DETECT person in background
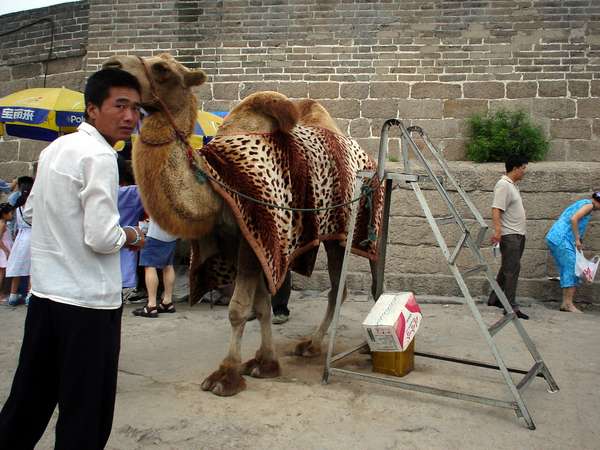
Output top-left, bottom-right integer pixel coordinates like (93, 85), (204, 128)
(5, 184), (33, 306)
(0, 179), (12, 195)
(271, 271), (291, 324)
(0, 203), (14, 302)
(487, 154), (530, 320)
(133, 218), (177, 318)
(7, 176), (33, 210)
(117, 155), (145, 302)
(545, 192), (600, 313)
(0, 68), (144, 450)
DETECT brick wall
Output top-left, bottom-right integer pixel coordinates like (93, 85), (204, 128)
(2, 1), (600, 302)
(0, 1), (89, 178)
(84, 0), (600, 162)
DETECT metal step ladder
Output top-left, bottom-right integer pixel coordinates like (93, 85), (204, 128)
(322, 118), (559, 430)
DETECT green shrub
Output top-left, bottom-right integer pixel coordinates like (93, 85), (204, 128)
(465, 109), (549, 163)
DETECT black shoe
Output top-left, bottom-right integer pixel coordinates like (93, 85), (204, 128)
(504, 309), (529, 320)
(515, 310), (529, 320)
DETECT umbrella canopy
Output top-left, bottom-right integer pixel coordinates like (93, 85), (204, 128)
(0, 87), (85, 141)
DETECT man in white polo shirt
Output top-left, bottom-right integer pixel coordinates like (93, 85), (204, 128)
(0, 69), (145, 449)
(487, 154), (529, 320)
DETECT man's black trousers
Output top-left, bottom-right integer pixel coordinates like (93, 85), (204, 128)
(0, 296), (122, 450)
(488, 234), (526, 308)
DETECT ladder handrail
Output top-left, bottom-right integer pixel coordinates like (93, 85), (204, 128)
(407, 125), (488, 230)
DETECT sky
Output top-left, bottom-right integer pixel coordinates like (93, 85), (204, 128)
(0, 0), (79, 16)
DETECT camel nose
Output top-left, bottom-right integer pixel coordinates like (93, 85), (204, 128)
(102, 57), (122, 70)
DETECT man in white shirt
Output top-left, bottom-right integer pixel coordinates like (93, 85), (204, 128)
(0, 68), (145, 449)
(487, 154), (530, 320)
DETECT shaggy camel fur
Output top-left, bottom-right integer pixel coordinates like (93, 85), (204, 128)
(103, 54), (377, 397)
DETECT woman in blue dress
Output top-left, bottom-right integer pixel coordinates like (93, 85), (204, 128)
(545, 192), (600, 313)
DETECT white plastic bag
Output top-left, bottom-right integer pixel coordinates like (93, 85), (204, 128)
(575, 250), (600, 283)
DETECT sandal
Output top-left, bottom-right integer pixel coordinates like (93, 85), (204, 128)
(157, 300), (176, 314)
(133, 305), (158, 318)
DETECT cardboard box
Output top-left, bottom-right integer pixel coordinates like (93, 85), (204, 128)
(362, 292), (422, 352)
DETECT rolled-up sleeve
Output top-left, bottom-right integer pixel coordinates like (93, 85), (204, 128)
(79, 152), (127, 254)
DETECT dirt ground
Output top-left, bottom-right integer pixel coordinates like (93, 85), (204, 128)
(1, 290), (599, 450)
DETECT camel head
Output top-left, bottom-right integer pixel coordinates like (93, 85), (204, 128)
(102, 53), (206, 115)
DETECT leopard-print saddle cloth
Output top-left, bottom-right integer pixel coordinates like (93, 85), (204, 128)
(194, 126), (384, 297)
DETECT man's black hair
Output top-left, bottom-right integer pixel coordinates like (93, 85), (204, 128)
(505, 154), (528, 173)
(0, 202), (14, 217)
(84, 68), (141, 119)
(17, 176), (34, 188)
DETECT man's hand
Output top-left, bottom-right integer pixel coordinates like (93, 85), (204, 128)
(491, 231), (501, 245)
(575, 238), (583, 252)
(124, 226), (145, 251)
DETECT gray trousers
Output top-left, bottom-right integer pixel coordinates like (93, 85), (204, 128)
(488, 234), (526, 308)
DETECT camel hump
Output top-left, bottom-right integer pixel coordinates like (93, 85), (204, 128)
(242, 91), (299, 133)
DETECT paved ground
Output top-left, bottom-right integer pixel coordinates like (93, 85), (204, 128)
(1, 291), (599, 449)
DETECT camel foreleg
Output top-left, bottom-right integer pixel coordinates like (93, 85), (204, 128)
(201, 240), (265, 396)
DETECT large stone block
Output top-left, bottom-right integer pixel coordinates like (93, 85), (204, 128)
(397, 99), (442, 119)
(463, 82), (504, 99)
(0, 141), (19, 163)
(506, 81), (537, 98)
(212, 83), (240, 100)
(318, 99), (360, 119)
(533, 98), (576, 119)
(591, 80), (600, 97)
(489, 98), (533, 114)
(349, 118), (371, 138)
(341, 83), (369, 99)
(568, 80), (589, 98)
(0, 79), (27, 98)
(369, 82), (409, 99)
(538, 80), (567, 97)
(577, 99), (600, 118)
(568, 140), (600, 162)
(550, 119), (591, 139)
(443, 99), (488, 118)
(308, 82), (339, 99)
(0, 161), (32, 181)
(11, 63), (43, 80)
(278, 82), (309, 98)
(410, 82), (461, 99)
(440, 138), (467, 160)
(360, 99), (398, 118)
(18, 140), (47, 163)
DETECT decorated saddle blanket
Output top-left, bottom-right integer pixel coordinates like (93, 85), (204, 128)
(194, 126), (384, 297)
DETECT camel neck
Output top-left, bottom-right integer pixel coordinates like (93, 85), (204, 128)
(140, 96), (198, 146)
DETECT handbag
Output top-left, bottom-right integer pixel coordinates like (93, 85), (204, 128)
(575, 249), (600, 283)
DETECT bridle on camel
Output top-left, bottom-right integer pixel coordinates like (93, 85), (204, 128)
(135, 56), (378, 240)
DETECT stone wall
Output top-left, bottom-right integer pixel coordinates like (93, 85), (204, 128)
(2, 1), (600, 302)
(0, 1), (89, 179)
(84, 0), (600, 162)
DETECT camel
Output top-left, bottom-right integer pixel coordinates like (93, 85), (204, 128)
(102, 54), (382, 396)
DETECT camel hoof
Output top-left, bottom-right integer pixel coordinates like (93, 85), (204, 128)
(241, 357), (281, 378)
(294, 339), (321, 357)
(200, 366), (246, 396)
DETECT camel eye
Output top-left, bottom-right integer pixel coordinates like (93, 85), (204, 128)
(151, 62), (171, 80)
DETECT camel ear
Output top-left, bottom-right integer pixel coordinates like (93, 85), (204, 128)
(184, 70), (207, 87)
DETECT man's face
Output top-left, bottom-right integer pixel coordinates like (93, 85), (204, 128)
(86, 86), (141, 146)
(513, 163), (528, 181)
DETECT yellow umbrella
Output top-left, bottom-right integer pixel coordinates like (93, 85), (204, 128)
(0, 87), (84, 141)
